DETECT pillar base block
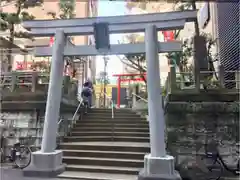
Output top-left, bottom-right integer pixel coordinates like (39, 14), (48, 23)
(138, 154), (181, 180)
(23, 150), (65, 178)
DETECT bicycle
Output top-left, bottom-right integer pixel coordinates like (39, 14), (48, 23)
(0, 136), (33, 169)
(197, 140), (240, 180)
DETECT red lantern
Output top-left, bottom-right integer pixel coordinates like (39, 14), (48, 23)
(16, 61), (23, 70)
(163, 31), (174, 42)
(49, 37), (54, 46)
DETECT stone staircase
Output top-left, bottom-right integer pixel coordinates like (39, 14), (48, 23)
(58, 108), (150, 180)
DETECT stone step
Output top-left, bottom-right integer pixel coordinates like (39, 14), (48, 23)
(86, 111), (133, 115)
(85, 113), (139, 117)
(71, 131), (149, 137)
(72, 127), (149, 133)
(78, 120), (148, 124)
(62, 149), (145, 160)
(63, 156), (144, 168)
(58, 171), (137, 180)
(84, 114), (140, 117)
(75, 123), (149, 128)
(64, 136), (149, 142)
(90, 108), (131, 112)
(83, 116), (144, 120)
(59, 142), (150, 153)
(65, 164), (140, 175)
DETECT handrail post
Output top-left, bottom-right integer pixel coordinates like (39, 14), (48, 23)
(194, 66), (200, 92)
(111, 101), (114, 119)
(169, 66), (176, 93)
(219, 65), (225, 89)
(11, 72), (17, 92)
(102, 91), (114, 119)
(236, 70), (240, 89)
(31, 72), (38, 92)
(110, 99), (114, 142)
(132, 85), (137, 107)
(56, 99), (83, 141)
(63, 75), (70, 95)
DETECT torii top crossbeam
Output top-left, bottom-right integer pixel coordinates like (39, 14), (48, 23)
(23, 10), (197, 37)
(22, 10), (197, 57)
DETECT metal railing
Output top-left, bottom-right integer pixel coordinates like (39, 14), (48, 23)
(168, 65), (240, 93)
(132, 92), (148, 103)
(57, 99), (83, 142)
(0, 71), (49, 92)
(0, 71), (76, 94)
(72, 99), (83, 122)
(101, 92), (114, 119)
(131, 92), (149, 113)
(98, 92), (115, 141)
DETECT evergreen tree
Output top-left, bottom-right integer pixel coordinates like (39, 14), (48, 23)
(122, 2), (193, 84)
(124, 1), (216, 83)
(59, 0), (75, 19)
(0, 0), (43, 71)
(47, 0), (76, 19)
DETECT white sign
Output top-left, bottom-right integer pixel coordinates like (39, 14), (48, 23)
(198, 3), (210, 29)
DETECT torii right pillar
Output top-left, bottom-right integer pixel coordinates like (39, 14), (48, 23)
(138, 25), (181, 180)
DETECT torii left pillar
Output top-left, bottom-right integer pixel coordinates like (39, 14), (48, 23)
(23, 30), (66, 177)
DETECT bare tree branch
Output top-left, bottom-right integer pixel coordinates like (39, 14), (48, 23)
(117, 55), (140, 71)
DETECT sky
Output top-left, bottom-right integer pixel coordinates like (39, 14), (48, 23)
(95, 1), (128, 82)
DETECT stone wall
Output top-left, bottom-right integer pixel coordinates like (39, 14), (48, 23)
(165, 102), (239, 178)
(0, 111), (78, 156)
(132, 96), (239, 178)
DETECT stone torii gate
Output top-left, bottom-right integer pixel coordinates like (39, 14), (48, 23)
(22, 10), (197, 180)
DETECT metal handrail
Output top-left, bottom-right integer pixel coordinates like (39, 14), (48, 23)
(102, 92), (114, 119)
(132, 93), (148, 102)
(72, 99), (83, 121)
(57, 99), (83, 137)
(100, 92), (115, 141)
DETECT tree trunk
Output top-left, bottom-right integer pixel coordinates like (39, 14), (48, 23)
(139, 71), (147, 85)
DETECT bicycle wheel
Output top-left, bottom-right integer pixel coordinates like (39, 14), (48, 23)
(198, 156), (223, 180)
(14, 146), (31, 169)
(0, 148), (4, 163)
(235, 160), (240, 175)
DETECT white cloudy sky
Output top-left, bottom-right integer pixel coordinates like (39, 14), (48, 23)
(96, 1), (128, 80)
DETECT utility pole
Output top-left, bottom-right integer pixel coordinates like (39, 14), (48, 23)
(103, 56), (109, 107)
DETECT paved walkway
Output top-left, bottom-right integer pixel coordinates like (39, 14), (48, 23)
(1, 166), (239, 180)
(0, 168), (70, 180)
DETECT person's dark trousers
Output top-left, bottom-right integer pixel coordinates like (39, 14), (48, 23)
(88, 95), (92, 107)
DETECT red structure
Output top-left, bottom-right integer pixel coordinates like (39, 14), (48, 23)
(162, 31), (175, 42)
(112, 73), (146, 108)
(49, 37), (54, 47)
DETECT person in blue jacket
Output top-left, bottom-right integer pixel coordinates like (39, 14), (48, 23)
(81, 79), (93, 107)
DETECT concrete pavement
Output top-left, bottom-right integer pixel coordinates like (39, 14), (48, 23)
(0, 168), (70, 180)
(1, 166), (239, 180)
